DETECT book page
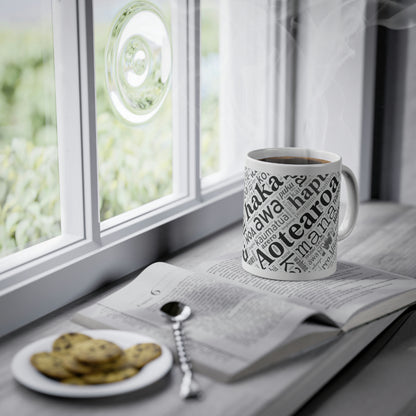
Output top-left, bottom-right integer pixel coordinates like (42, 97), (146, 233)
(73, 302), (249, 382)
(200, 255), (416, 327)
(96, 262), (319, 361)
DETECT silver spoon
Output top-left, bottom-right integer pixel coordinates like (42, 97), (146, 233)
(160, 301), (201, 399)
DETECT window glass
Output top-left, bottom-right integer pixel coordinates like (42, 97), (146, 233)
(200, 0), (272, 184)
(94, 0), (173, 221)
(200, 0), (220, 178)
(0, 1), (60, 257)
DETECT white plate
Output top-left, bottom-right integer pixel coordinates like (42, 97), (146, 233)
(11, 329), (173, 398)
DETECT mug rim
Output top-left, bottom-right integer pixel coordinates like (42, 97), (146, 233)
(247, 147), (341, 165)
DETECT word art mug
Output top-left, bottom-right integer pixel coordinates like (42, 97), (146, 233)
(242, 148), (359, 280)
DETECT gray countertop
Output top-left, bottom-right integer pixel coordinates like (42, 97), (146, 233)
(1, 201), (416, 416)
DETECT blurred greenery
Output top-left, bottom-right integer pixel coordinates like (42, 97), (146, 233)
(94, 24), (173, 221)
(0, 27), (60, 256)
(0, 5), (220, 257)
(200, 1), (220, 177)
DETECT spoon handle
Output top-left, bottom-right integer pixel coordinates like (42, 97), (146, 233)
(172, 321), (201, 399)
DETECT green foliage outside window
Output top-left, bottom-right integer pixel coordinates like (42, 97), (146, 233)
(0, 28), (60, 256)
(0, 11), (220, 256)
(94, 26), (173, 221)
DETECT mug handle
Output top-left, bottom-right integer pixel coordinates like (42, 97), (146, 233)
(338, 165), (359, 241)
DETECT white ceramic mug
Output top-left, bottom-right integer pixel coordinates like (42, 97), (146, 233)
(242, 147), (359, 280)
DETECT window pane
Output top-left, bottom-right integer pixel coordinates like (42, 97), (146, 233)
(200, 0), (220, 178)
(0, 1), (60, 257)
(200, 0), (271, 184)
(94, 0), (173, 221)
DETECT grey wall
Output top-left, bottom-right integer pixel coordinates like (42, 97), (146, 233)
(398, 25), (416, 204)
(373, 24), (416, 205)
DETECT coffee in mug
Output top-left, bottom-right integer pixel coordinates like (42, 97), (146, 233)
(260, 156), (330, 165)
(242, 147), (359, 280)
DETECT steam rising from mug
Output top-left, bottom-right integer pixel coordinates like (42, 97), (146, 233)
(217, 0), (416, 173)
(105, 1), (172, 125)
(370, 0), (416, 30)
(284, 0), (416, 30)
(280, 0), (416, 151)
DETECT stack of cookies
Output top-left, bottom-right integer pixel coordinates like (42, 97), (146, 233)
(30, 332), (162, 385)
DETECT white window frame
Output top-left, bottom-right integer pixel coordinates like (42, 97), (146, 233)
(0, 0), (350, 337)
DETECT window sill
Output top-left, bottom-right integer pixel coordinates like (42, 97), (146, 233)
(0, 186), (243, 337)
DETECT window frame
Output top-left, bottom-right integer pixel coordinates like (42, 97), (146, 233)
(0, 0), (306, 337)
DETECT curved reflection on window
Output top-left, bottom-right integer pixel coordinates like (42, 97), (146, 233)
(105, 1), (172, 124)
(94, 0), (173, 221)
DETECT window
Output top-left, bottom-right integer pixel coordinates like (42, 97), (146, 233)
(1, 0), (277, 337)
(200, 0), (286, 187)
(1, 0), (386, 336)
(200, 0), (220, 178)
(0, 1), (60, 258)
(94, 0), (174, 221)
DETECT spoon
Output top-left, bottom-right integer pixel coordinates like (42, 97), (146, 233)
(160, 301), (201, 399)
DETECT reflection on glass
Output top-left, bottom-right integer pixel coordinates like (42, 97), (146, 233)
(0, 1), (60, 257)
(94, 0), (173, 221)
(105, 1), (172, 124)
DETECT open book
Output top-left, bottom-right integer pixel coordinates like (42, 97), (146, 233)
(73, 256), (416, 382)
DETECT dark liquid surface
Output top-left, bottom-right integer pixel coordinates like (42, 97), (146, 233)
(260, 156), (330, 165)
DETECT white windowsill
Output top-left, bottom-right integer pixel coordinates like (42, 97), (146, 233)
(0, 186), (243, 337)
